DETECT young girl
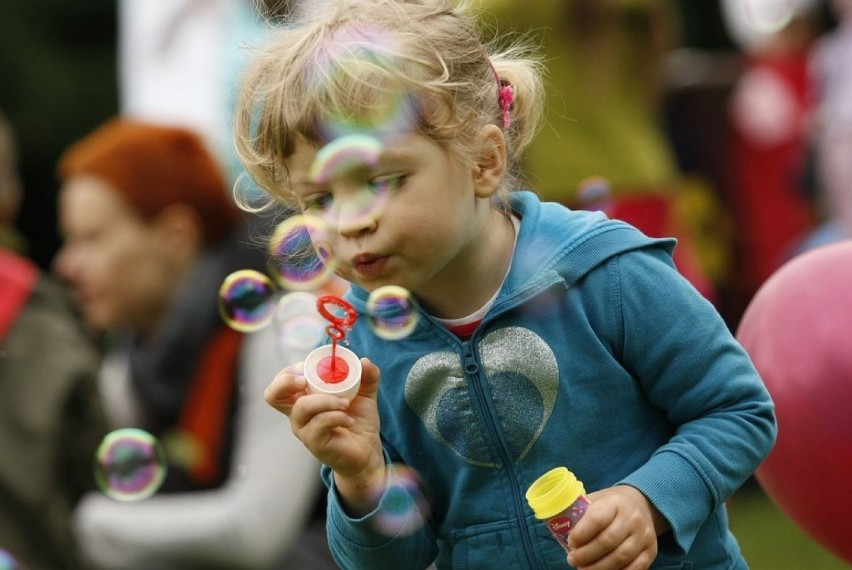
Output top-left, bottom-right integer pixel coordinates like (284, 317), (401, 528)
(235, 1), (776, 568)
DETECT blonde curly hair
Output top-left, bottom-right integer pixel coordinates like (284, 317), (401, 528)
(234, 0), (544, 210)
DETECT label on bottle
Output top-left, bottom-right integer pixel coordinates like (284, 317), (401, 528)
(545, 495), (590, 552)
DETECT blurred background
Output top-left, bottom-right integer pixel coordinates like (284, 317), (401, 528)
(0, 0), (117, 271)
(1, 0), (850, 568)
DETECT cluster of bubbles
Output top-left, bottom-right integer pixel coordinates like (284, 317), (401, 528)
(93, 428), (168, 502)
(219, 262), (422, 344)
(217, 28), (429, 535)
(217, 134), (422, 345)
(219, 24), (423, 340)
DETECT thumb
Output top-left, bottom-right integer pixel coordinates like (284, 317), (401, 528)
(358, 357), (381, 398)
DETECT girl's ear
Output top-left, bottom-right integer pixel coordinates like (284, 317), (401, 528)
(474, 124), (508, 198)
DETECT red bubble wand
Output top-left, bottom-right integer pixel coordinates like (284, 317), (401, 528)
(315, 295), (358, 384)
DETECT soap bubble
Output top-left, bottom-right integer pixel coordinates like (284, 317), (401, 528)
(268, 215), (338, 291)
(310, 133), (383, 185)
(368, 464), (431, 536)
(309, 134), (393, 232)
(367, 285), (419, 340)
(576, 176), (613, 214)
(218, 269), (277, 332)
(94, 428), (167, 502)
(274, 292), (327, 356)
(308, 26), (420, 141)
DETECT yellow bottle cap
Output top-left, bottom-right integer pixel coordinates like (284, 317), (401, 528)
(525, 466), (586, 520)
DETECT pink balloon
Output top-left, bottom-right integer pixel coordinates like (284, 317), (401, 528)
(737, 241), (852, 564)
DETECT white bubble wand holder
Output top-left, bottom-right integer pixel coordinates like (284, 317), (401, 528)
(304, 295), (362, 401)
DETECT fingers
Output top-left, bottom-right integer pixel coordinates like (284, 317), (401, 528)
(292, 399), (355, 443)
(567, 497), (616, 567)
(568, 528), (653, 570)
(357, 358), (381, 398)
(264, 363), (308, 415)
(567, 488), (658, 570)
(289, 394), (351, 432)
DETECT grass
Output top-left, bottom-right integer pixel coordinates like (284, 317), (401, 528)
(728, 482), (850, 569)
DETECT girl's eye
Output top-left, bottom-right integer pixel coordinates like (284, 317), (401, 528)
(369, 174), (405, 194)
(303, 194), (333, 211)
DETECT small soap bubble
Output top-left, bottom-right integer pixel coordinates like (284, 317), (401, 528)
(369, 464), (431, 537)
(94, 428), (167, 502)
(218, 269), (277, 332)
(367, 285), (419, 340)
(160, 429), (204, 473)
(274, 292), (327, 356)
(576, 176), (612, 214)
(268, 215), (338, 291)
(232, 171), (269, 211)
(0, 550), (21, 570)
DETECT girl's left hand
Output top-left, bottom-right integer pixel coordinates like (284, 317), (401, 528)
(566, 485), (669, 570)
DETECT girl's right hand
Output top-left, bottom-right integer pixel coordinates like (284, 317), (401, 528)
(264, 357), (385, 491)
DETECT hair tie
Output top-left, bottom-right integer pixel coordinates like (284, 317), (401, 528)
(487, 58), (514, 129)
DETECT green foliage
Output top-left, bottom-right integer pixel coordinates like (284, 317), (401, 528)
(729, 485), (851, 569)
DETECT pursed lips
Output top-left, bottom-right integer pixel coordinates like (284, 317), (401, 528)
(351, 253), (389, 278)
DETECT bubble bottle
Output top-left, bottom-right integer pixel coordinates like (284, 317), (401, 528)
(525, 467), (590, 554)
(304, 295), (362, 401)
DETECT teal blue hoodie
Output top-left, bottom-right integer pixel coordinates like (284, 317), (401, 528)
(322, 191), (776, 569)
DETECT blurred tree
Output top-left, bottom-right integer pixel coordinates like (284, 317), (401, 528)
(0, 0), (118, 270)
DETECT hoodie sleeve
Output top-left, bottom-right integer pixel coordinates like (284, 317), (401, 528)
(322, 452), (438, 570)
(613, 247), (777, 556)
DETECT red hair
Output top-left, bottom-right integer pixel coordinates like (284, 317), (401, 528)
(58, 119), (240, 244)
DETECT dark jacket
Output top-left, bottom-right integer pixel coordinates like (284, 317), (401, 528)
(0, 249), (108, 570)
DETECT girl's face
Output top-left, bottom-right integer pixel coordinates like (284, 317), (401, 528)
(286, 131), (503, 317)
(54, 176), (186, 334)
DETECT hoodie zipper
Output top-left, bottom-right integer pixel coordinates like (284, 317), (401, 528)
(461, 340), (541, 569)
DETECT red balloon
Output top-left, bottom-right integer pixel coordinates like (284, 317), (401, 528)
(737, 242), (852, 564)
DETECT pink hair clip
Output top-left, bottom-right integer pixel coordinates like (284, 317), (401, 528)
(498, 82), (515, 129)
(488, 58), (514, 129)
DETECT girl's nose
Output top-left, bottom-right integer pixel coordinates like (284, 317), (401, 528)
(331, 196), (379, 237)
(337, 210), (378, 237)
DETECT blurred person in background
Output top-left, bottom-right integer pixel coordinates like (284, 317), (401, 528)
(53, 119), (333, 569)
(721, 0), (824, 305)
(478, 0), (720, 303)
(0, 110), (108, 569)
(797, 0), (852, 250)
